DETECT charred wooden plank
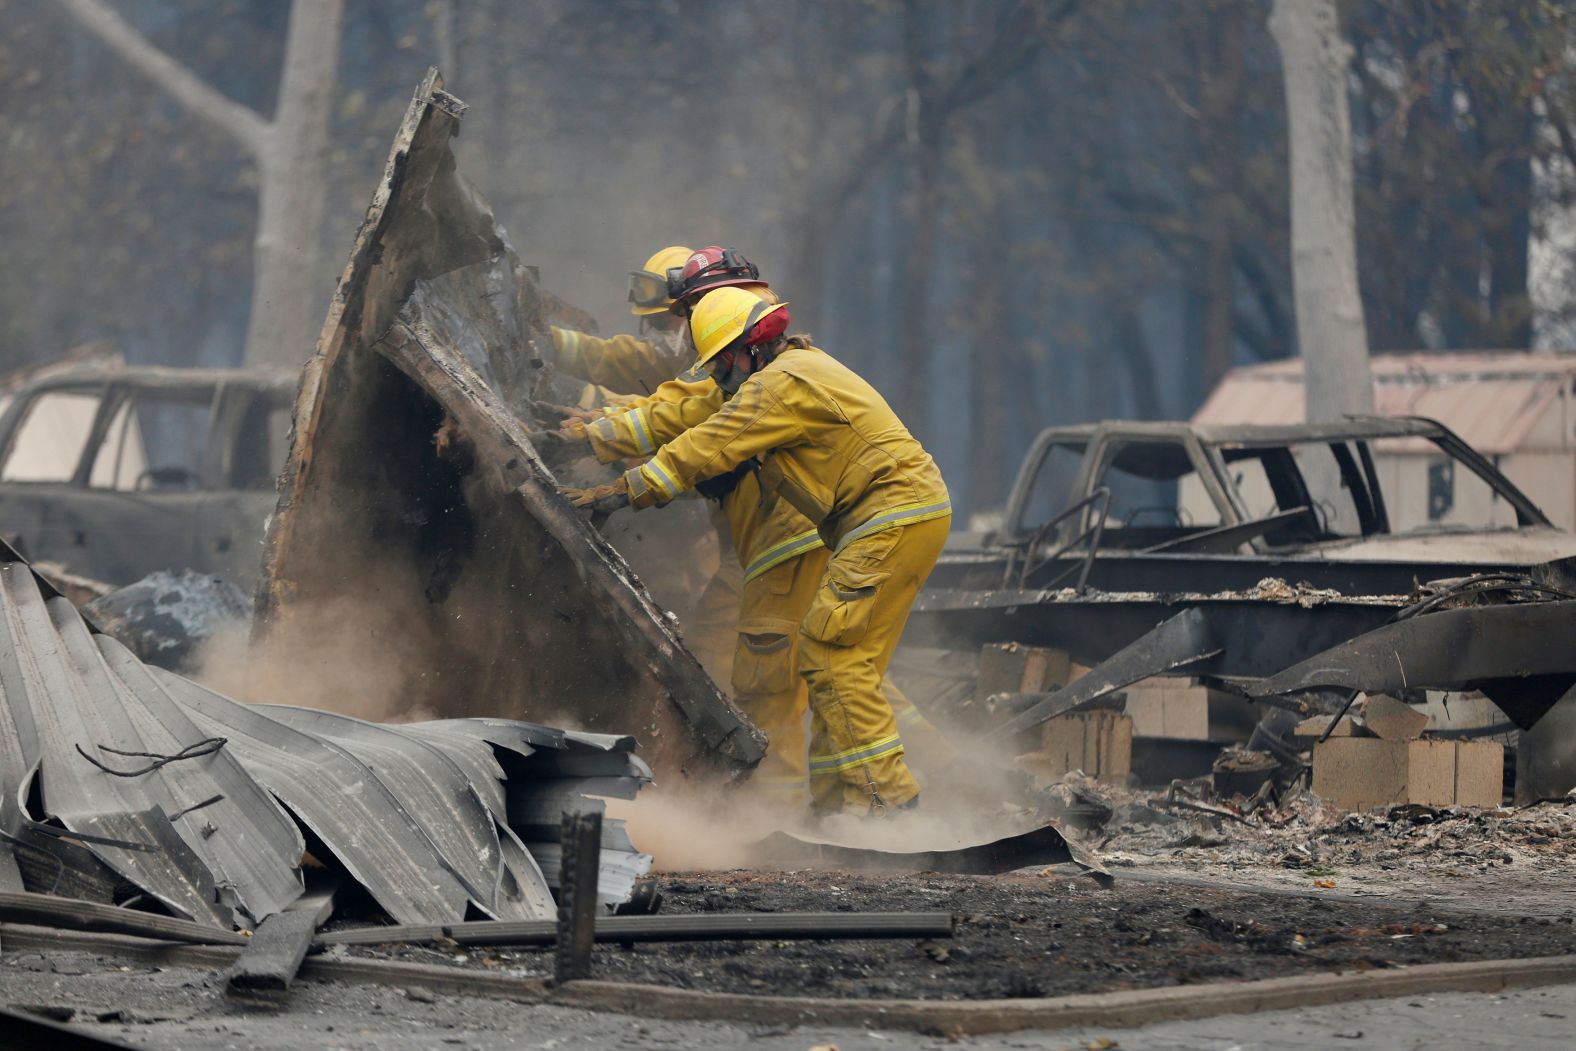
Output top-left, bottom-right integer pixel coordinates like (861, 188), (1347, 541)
(319, 911), (956, 948)
(225, 909), (320, 1004)
(0, 890), (248, 946)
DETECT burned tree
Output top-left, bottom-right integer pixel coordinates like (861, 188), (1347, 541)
(57, 0), (343, 369)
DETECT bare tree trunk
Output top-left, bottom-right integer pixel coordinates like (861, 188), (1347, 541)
(57, 0), (344, 369)
(896, 118), (941, 437)
(966, 183), (1010, 516)
(1201, 0), (1245, 396)
(1268, 0), (1373, 420)
(243, 0), (345, 368)
(896, 0), (942, 438)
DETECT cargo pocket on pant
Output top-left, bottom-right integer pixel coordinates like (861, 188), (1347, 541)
(801, 564), (889, 648)
(732, 618), (797, 699)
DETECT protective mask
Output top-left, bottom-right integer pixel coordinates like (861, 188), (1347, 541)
(643, 321), (690, 363)
(711, 351), (754, 396)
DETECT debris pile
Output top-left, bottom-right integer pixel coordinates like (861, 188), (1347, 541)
(1028, 767), (1576, 898)
(84, 569), (251, 673)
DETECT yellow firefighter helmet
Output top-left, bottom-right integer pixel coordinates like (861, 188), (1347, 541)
(688, 286), (790, 367)
(628, 245), (693, 316)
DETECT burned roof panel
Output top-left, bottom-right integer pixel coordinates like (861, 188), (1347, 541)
(148, 666), (475, 924)
(255, 704), (554, 920)
(0, 559), (300, 926)
(255, 70), (763, 783)
(0, 537), (650, 931)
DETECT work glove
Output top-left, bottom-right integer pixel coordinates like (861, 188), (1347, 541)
(559, 417), (590, 440)
(530, 427), (587, 459)
(562, 476), (629, 515)
(532, 400), (598, 425)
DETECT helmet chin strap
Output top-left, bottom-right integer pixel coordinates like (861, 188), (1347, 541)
(713, 347), (763, 396)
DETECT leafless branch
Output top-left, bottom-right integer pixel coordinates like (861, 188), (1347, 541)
(57, 0), (269, 156)
(814, 0), (1080, 223)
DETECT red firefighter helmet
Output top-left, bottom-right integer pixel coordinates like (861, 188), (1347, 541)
(666, 246), (767, 315)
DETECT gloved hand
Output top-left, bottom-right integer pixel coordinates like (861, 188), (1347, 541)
(559, 417), (590, 440)
(531, 401), (604, 426)
(531, 428), (587, 458)
(562, 476), (629, 514)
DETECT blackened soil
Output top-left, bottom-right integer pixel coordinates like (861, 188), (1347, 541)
(350, 869), (1576, 1000)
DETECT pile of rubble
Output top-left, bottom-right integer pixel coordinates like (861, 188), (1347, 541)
(1033, 766), (1576, 903)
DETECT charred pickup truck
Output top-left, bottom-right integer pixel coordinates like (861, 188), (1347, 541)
(908, 417), (1576, 731)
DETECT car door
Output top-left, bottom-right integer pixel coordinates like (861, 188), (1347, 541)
(0, 382), (112, 567)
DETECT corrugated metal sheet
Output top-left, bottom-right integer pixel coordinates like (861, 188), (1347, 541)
(1195, 352), (1576, 454)
(0, 541), (651, 930)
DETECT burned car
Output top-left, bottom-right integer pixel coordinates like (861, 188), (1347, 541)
(908, 417), (1576, 734)
(933, 417), (1575, 598)
(0, 366), (295, 589)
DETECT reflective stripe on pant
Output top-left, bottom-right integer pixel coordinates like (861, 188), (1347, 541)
(800, 515), (950, 814)
(732, 547), (829, 810)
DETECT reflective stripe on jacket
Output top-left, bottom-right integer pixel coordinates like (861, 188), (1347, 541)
(588, 375), (826, 581)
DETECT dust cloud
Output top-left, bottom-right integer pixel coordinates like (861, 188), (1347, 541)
(190, 556), (444, 723)
(612, 719), (1040, 872)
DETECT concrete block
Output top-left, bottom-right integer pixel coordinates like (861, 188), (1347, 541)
(1293, 715), (1357, 741)
(1039, 711), (1132, 783)
(1355, 694), (1428, 741)
(1454, 740), (1506, 808)
(1313, 739), (1407, 810)
(1405, 740), (1458, 803)
(976, 643), (1070, 702)
(1123, 678), (1209, 740)
(1312, 738), (1504, 810)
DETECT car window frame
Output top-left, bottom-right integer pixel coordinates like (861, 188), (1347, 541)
(0, 381), (117, 487)
(1080, 432), (1238, 536)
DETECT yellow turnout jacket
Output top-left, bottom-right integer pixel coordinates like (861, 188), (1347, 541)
(549, 327), (689, 396)
(587, 374), (822, 584)
(623, 344), (950, 552)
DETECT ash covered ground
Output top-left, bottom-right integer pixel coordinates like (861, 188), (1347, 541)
(338, 791), (1576, 1001)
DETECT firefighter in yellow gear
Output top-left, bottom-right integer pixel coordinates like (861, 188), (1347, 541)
(574, 271), (812, 807)
(546, 246), (695, 397)
(571, 287), (951, 815)
(538, 246), (740, 681)
(583, 381), (951, 809)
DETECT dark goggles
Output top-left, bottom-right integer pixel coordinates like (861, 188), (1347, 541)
(628, 270), (670, 309)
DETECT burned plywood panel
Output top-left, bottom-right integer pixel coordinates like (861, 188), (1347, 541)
(255, 70), (762, 783)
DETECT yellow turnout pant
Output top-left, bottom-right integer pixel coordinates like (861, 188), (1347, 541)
(730, 547), (829, 811)
(800, 516), (950, 814)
